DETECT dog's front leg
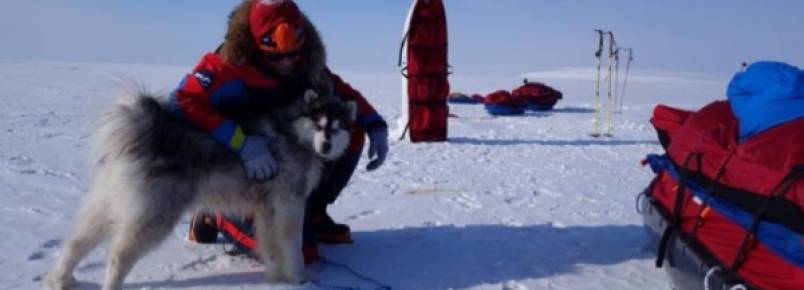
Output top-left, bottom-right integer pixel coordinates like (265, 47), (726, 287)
(254, 201), (283, 282)
(265, 192), (309, 283)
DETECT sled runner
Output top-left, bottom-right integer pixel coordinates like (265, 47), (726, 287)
(639, 189), (758, 290)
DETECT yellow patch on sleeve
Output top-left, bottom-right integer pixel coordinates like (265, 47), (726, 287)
(230, 127), (246, 150)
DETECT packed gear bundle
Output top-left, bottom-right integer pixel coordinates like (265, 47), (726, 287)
(481, 81), (563, 116)
(397, 0), (450, 142)
(639, 61), (804, 290)
(447, 92), (483, 104)
(512, 79), (563, 111)
(483, 90), (526, 115)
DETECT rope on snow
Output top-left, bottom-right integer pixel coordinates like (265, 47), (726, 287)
(310, 256), (392, 290)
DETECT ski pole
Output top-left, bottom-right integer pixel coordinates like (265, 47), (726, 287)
(592, 29), (604, 137)
(605, 31), (616, 136)
(613, 47), (621, 114)
(618, 48), (633, 113)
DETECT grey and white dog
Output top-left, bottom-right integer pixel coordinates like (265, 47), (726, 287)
(46, 89), (355, 290)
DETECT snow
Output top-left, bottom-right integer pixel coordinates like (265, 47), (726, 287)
(0, 59), (727, 289)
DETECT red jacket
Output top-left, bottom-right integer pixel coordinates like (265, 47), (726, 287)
(169, 53), (385, 153)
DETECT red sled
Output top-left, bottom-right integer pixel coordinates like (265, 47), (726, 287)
(483, 90), (526, 116)
(398, 0), (449, 142)
(641, 101), (804, 290)
(512, 80), (563, 111)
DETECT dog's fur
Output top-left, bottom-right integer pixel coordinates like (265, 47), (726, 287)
(46, 88), (355, 290)
(47, 1), (349, 289)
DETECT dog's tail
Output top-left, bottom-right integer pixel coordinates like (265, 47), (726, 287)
(93, 88), (232, 171)
(91, 89), (165, 165)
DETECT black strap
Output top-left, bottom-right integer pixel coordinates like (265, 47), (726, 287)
(407, 43), (448, 52)
(409, 99), (448, 106)
(667, 159), (804, 234)
(398, 121), (410, 141)
(406, 71), (449, 79)
(655, 227), (675, 268)
(399, 67), (451, 80)
(397, 29), (411, 68)
(691, 149), (736, 237)
(656, 152), (699, 268)
(729, 166), (803, 272)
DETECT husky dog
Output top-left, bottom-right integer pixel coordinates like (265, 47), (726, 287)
(46, 89), (355, 290)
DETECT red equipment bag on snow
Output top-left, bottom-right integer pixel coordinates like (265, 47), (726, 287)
(642, 101), (804, 290)
(483, 90), (526, 115)
(649, 104), (693, 148)
(400, 0), (449, 142)
(512, 80), (563, 111)
(483, 90), (525, 107)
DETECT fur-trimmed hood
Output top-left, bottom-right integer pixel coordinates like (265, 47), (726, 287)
(219, 0), (332, 95)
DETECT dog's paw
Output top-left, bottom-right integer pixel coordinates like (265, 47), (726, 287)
(264, 269), (310, 285)
(283, 270), (311, 285)
(45, 272), (77, 290)
(264, 269), (282, 283)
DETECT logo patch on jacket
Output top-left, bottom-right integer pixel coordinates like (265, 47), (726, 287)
(192, 70), (213, 89)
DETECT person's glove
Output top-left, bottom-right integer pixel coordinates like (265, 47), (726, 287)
(238, 135), (278, 180)
(366, 127), (389, 171)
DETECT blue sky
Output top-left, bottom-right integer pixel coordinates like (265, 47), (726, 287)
(1, 0), (802, 77)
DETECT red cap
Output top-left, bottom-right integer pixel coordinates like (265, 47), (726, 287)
(249, 0), (306, 54)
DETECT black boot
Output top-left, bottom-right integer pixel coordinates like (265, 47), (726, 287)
(306, 151), (361, 244)
(308, 208), (352, 244)
(302, 225), (320, 265)
(188, 212), (218, 243)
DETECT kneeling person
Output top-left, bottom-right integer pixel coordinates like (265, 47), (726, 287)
(185, 0), (389, 263)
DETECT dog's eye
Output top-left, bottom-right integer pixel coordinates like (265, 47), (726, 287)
(330, 120), (342, 130)
(315, 117), (327, 130)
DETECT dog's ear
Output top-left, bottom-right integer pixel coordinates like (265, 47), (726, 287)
(346, 100), (358, 122)
(303, 89), (319, 104)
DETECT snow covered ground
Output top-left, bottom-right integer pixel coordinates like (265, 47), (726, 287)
(0, 59), (727, 290)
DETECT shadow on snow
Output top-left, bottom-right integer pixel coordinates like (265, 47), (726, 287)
(119, 223), (651, 290)
(448, 136), (658, 146)
(550, 107), (595, 114)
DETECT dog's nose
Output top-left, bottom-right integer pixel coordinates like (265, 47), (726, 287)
(321, 141), (331, 154)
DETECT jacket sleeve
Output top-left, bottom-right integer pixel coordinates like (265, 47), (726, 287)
(328, 70), (387, 132)
(169, 53), (250, 153)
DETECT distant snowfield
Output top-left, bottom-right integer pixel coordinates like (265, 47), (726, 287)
(0, 59), (726, 290)
(523, 67), (726, 85)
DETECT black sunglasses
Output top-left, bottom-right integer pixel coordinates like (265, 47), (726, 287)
(263, 50), (301, 61)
